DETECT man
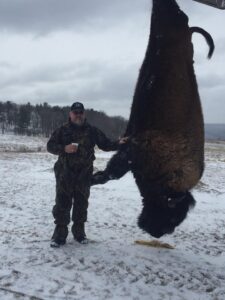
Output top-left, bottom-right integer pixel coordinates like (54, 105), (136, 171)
(47, 102), (126, 247)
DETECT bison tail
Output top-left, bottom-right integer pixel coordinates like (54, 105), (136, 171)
(190, 26), (215, 59)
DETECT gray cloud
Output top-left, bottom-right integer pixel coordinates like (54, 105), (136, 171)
(0, 0), (223, 36)
(0, 0), (224, 122)
(0, 60), (137, 88)
(0, 0), (150, 34)
(200, 85), (225, 123)
(214, 38), (225, 57)
(199, 73), (225, 89)
(75, 64), (137, 113)
(0, 61), (14, 69)
(0, 62), (103, 88)
(0, 60), (138, 117)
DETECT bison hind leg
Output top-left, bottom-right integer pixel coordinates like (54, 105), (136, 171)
(138, 191), (196, 238)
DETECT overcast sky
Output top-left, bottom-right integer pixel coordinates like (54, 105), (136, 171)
(0, 0), (224, 123)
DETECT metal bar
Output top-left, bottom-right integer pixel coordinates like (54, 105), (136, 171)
(193, 0), (225, 9)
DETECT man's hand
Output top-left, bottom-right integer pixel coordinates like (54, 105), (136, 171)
(64, 144), (78, 153)
(118, 136), (129, 145)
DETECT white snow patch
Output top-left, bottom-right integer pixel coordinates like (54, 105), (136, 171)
(0, 134), (225, 300)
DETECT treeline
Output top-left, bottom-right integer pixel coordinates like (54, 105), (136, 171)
(0, 101), (127, 140)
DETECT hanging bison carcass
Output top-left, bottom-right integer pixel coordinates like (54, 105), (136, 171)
(92, 0), (215, 238)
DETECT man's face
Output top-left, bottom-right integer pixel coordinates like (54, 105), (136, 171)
(69, 110), (85, 126)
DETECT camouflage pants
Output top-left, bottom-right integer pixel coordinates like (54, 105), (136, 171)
(52, 162), (93, 226)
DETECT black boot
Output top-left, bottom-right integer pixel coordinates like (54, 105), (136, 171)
(72, 222), (88, 244)
(50, 225), (68, 248)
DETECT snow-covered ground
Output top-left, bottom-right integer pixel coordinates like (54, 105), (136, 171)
(0, 134), (225, 300)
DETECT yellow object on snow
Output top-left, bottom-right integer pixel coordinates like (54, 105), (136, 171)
(135, 240), (175, 249)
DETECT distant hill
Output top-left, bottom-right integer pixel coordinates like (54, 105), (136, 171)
(205, 124), (225, 141)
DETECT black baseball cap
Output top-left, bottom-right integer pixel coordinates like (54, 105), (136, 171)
(70, 102), (85, 112)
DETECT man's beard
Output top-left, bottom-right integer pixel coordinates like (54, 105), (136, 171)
(73, 118), (84, 126)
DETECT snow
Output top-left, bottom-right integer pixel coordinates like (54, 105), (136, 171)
(0, 134), (225, 300)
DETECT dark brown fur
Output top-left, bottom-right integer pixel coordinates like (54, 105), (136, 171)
(92, 0), (215, 238)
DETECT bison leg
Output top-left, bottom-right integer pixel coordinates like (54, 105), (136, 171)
(91, 147), (131, 186)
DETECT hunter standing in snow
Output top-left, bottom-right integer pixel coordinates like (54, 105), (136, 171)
(47, 102), (126, 247)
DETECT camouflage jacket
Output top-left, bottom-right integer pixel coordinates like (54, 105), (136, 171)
(47, 120), (119, 171)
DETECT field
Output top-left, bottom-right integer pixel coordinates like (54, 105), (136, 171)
(0, 134), (225, 300)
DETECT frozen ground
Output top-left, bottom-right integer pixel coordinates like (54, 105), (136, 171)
(0, 134), (225, 300)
